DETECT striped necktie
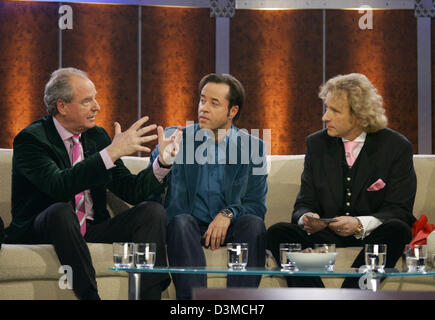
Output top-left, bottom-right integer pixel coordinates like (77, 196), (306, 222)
(71, 135), (86, 236)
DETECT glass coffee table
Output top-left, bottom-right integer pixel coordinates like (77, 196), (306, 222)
(109, 266), (435, 300)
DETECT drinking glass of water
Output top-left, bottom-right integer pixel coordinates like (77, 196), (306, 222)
(364, 244), (387, 272)
(314, 243), (337, 271)
(134, 243), (156, 269)
(314, 243), (336, 253)
(227, 243), (248, 270)
(280, 243), (301, 271)
(405, 244), (427, 272)
(113, 242), (134, 268)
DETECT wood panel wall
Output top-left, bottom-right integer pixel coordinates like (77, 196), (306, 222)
(0, 3), (429, 155)
(326, 10), (418, 153)
(231, 9), (323, 155)
(141, 6), (215, 151)
(433, 18), (435, 154)
(0, 1), (58, 148)
(62, 3), (139, 139)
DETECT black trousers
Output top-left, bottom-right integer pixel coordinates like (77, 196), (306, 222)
(29, 201), (170, 300)
(266, 219), (412, 288)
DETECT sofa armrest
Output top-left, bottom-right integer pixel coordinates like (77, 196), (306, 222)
(427, 230), (435, 266)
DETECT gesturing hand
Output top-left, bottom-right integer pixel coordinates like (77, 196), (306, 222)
(157, 126), (183, 166)
(106, 116), (158, 162)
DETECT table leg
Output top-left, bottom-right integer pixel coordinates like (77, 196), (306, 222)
(128, 272), (141, 300)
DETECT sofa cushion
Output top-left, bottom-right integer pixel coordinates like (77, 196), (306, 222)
(1, 149), (434, 296)
(0, 149), (12, 227)
(0, 243), (127, 281)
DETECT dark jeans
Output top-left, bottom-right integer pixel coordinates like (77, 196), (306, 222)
(167, 214), (266, 299)
(266, 219), (412, 288)
(29, 201), (170, 300)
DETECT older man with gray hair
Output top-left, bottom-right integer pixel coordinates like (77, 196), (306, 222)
(4, 67), (182, 300)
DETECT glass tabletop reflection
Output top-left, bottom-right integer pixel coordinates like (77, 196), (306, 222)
(109, 266), (435, 278)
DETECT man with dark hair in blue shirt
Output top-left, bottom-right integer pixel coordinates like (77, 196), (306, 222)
(149, 73), (268, 300)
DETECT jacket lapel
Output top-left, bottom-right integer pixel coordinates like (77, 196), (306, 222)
(81, 131), (97, 159)
(43, 116), (71, 169)
(323, 136), (344, 207)
(184, 125), (202, 209)
(351, 133), (378, 205)
(183, 125), (242, 206)
(223, 127), (241, 201)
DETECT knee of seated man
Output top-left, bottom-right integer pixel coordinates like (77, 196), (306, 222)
(382, 218), (413, 243)
(44, 203), (77, 227)
(266, 222), (298, 237)
(167, 214), (196, 232)
(237, 214), (266, 234)
(133, 201), (166, 222)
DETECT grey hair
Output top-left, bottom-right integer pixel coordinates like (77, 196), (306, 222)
(44, 67), (89, 116)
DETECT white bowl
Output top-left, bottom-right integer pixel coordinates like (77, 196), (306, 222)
(288, 252), (337, 270)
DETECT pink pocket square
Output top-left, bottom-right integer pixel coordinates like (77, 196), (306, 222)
(367, 179), (386, 191)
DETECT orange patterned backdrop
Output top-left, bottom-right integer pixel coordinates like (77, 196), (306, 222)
(231, 9), (323, 155)
(0, 2), (430, 155)
(433, 18), (435, 154)
(62, 3), (139, 139)
(0, 2), (58, 148)
(326, 10), (418, 153)
(141, 6), (215, 152)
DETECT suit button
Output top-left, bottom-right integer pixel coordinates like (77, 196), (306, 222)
(346, 202), (350, 206)
(346, 212), (350, 216)
(347, 193), (351, 197)
(347, 177), (351, 181)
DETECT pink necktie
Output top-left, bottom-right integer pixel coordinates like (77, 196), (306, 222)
(71, 135), (86, 236)
(343, 140), (360, 168)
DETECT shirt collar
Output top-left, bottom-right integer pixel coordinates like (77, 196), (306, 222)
(53, 116), (81, 142)
(341, 131), (366, 143)
(203, 126), (232, 144)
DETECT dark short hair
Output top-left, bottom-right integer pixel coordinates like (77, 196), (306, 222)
(198, 73), (245, 122)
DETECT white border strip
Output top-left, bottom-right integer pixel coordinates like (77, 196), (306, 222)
(321, 8), (326, 129)
(12, 0), (416, 9)
(137, 6), (142, 157)
(236, 0), (415, 9)
(12, 0), (210, 7)
(58, 3), (63, 68)
(417, 17), (432, 154)
(215, 17), (230, 74)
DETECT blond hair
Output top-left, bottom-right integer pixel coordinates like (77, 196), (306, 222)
(319, 73), (387, 133)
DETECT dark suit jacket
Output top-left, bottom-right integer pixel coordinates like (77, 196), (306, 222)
(292, 128), (417, 227)
(148, 124), (268, 223)
(5, 115), (166, 243)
